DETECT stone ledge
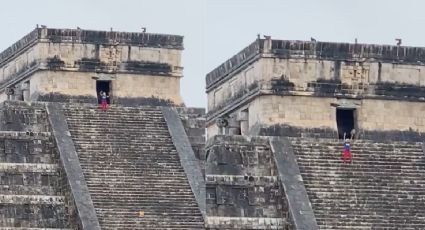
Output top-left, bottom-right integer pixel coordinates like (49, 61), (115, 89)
(0, 228), (73, 230)
(205, 216), (287, 229)
(0, 195), (64, 205)
(0, 131), (51, 140)
(0, 29), (38, 67)
(0, 100), (47, 109)
(206, 135), (269, 147)
(206, 175), (278, 186)
(0, 27), (183, 67)
(206, 40), (261, 90)
(0, 163), (58, 173)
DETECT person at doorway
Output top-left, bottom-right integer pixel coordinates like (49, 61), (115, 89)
(350, 128), (356, 140)
(342, 136), (352, 163)
(100, 91), (109, 112)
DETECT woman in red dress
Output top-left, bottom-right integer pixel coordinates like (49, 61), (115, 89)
(100, 91), (109, 112)
(342, 139), (352, 163)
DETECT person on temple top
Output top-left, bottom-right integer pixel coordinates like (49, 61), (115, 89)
(350, 128), (356, 140)
(342, 133), (352, 163)
(100, 91), (109, 112)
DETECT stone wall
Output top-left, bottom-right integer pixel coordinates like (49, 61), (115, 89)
(207, 55), (425, 114)
(29, 71), (183, 105)
(0, 101), (48, 132)
(206, 94), (425, 141)
(207, 60), (262, 110)
(205, 135), (289, 229)
(176, 107), (206, 173)
(206, 40), (262, 89)
(248, 95), (336, 131)
(0, 101), (74, 228)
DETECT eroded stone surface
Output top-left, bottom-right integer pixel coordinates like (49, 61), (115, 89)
(205, 135), (289, 229)
(0, 102), (72, 229)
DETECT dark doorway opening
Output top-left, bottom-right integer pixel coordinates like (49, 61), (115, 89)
(96, 81), (111, 104)
(336, 108), (355, 139)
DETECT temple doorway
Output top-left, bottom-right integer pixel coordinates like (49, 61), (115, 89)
(96, 80), (111, 104)
(336, 108), (356, 139)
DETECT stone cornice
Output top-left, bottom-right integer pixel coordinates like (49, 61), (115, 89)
(0, 27), (184, 68)
(206, 38), (425, 91)
(206, 82), (425, 125)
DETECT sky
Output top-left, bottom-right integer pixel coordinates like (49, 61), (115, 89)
(0, 0), (424, 107)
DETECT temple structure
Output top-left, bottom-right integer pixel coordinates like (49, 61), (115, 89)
(205, 37), (425, 229)
(206, 37), (425, 141)
(0, 26), (184, 105)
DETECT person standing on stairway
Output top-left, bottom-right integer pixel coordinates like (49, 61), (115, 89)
(100, 91), (109, 112)
(342, 133), (352, 163)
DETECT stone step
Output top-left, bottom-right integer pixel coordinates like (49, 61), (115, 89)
(64, 106), (163, 111)
(79, 158), (183, 163)
(98, 222), (204, 227)
(296, 148), (424, 155)
(290, 138), (425, 229)
(79, 157), (182, 162)
(81, 166), (186, 171)
(292, 143), (423, 148)
(299, 167), (425, 174)
(82, 172), (187, 177)
(85, 179), (191, 185)
(92, 206), (201, 212)
(67, 125), (169, 130)
(290, 138), (422, 145)
(67, 120), (166, 125)
(82, 168), (186, 172)
(96, 208), (203, 213)
(66, 117), (165, 122)
(73, 140), (174, 145)
(87, 188), (195, 194)
(294, 151), (425, 158)
(305, 183), (425, 190)
(65, 112), (164, 117)
(91, 197), (199, 203)
(66, 117), (165, 121)
(297, 160), (425, 168)
(293, 143), (424, 149)
(293, 149), (424, 156)
(64, 105), (204, 229)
